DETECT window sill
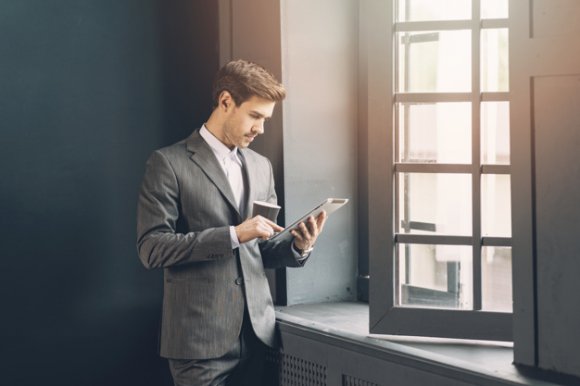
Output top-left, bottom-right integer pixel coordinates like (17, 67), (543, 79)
(275, 302), (561, 386)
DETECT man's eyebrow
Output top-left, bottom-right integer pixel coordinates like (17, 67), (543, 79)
(250, 110), (271, 119)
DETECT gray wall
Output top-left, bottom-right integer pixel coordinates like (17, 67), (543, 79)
(530, 3), (580, 377)
(218, 0), (288, 301)
(533, 76), (580, 378)
(510, 0), (580, 378)
(280, 0), (358, 304)
(0, 1), (218, 385)
(219, 0), (359, 305)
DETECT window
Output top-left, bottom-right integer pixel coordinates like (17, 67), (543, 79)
(364, 0), (512, 340)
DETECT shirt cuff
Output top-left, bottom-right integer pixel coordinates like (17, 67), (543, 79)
(229, 226), (240, 250)
(292, 242), (311, 261)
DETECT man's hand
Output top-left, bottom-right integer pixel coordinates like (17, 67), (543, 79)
(235, 215), (284, 244)
(291, 211), (327, 252)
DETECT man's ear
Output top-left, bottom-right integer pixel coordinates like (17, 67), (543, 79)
(218, 91), (233, 111)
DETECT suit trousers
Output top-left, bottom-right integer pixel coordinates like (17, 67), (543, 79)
(168, 308), (268, 386)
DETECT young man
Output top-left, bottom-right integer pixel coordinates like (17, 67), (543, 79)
(136, 59), (327, 385)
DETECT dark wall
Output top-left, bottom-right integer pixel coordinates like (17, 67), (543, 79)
(0, 1), (218, 385)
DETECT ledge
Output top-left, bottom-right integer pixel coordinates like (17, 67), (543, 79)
(275, 302), (565, 386)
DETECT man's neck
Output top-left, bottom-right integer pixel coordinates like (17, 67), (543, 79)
(204, 112), (233, 150)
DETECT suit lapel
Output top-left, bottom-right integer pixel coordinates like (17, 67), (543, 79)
(186, 130), (241, 218)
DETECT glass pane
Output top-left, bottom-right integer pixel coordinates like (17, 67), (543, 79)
(397, 0), (471, 22)
(482, 247), (512, 312)
(481, 28), (509, 92)
(481, 102), (510, 164)
(398, 173), (472, 235)
(481, 0), (508, 19)
(398, 30), (471, 92)
(396, 243), (473, 309)
(481, 174), (511, 237)
(398, 102), (471, 163)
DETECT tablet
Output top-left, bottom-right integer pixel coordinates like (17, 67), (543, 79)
(270, 198), (349, 240)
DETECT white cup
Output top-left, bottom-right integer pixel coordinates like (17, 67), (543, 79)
(252, 201), (281, 222)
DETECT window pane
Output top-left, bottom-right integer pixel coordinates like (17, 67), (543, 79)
(396, 243), (473, 309)
(481, 174), (511, 237)
(481, 28), (509, 92)
(482, 247), (512, 312)
(398, 31), (471, 92)
(481, 0), (508, 19)
(481, 101), (510, 164)
(397, 0), (471, 22)
(398, 102), (471, 163)
(398, 173), (472, 236)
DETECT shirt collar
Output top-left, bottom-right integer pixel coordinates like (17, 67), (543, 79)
(199, 125), (242, 166)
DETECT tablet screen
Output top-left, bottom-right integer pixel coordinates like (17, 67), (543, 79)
(270, 198), (348, 240)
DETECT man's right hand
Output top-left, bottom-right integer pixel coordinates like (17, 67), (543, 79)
(235, 215), (284, 244)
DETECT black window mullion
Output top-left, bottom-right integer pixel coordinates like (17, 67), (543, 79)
(472, 0), (483, 311)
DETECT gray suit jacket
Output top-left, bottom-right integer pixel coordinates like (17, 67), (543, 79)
(136, 129), (304, 360)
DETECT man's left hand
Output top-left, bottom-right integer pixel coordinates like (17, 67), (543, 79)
(290, 211), (327, 252)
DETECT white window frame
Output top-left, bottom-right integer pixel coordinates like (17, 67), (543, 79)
(363, 0), (512, 340)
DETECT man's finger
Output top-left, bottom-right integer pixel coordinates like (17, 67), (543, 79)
(316, 211), (327, 231)
(291, 229), (304, 241)
(297, 222), (312, 242)
(306, 216), (318, 235)
(264, 218), (284, 232)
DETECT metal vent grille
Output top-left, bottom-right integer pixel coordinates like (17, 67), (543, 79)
(280, 353), (326, 386)
(343, 374), (379, 386)
(265, 348), (327, 386)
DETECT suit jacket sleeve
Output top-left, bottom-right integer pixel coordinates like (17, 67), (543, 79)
(136, 150), (234, 269)
(259, 233), (307, 268)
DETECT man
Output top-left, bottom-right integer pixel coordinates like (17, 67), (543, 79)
(136, 59), (327, 385)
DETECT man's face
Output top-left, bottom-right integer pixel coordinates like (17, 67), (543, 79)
(221, 95), (276, 149)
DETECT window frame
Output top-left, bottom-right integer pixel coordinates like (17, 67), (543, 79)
(363, 0), (513, 341)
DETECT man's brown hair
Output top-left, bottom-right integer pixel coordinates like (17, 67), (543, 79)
(212, 59), (286, 107)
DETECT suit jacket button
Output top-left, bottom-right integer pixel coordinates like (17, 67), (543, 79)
(235, 277), (244, 286)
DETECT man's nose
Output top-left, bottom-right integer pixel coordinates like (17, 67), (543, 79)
(254, 120), (265, 134)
